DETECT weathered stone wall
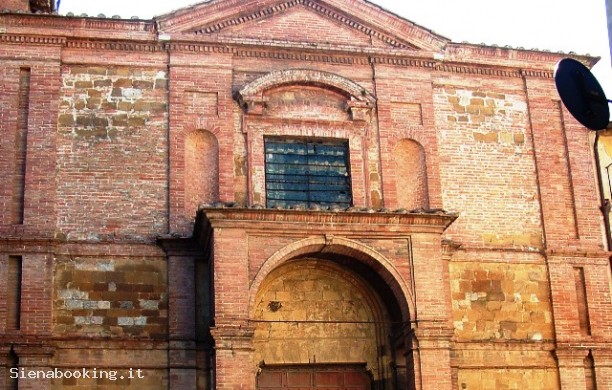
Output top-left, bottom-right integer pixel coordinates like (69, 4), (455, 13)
(54, 255), (167, 338)
(49, 367), (167, 389)
(450, 261), (553, 341)
(457, 368), (560, 390)
(264, 86), (351, 121)
(57, 65), (168, 241)
(252, 259), (391, 382)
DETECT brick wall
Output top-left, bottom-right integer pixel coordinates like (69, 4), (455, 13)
(434, 81), (542, 248)
(2, 0), (29, 12)
(0, 49), (62, 235)
(184, 131), (219, 220)
(57, 65), (168, 241)
(168, 55), (233, 233)
(394, 139), (429, 210)
(5, 256), (22, 331)
(0, 2), (611, 390)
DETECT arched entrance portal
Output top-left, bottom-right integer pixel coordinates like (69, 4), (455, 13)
(252, 257), (412, 389)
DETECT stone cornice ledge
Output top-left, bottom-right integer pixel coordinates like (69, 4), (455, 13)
(445, 42), (598, 68)
(545, 248), (611, 259)
(164, 34), (434, 58)
(0, 33), (66, 45)
(198, 206), (458, 232)
(0, 13), (155, 34)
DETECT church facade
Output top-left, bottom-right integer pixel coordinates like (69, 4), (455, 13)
(0, 0), (611, 389)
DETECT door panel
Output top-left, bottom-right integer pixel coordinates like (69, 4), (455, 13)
(257, 364), (371, 390)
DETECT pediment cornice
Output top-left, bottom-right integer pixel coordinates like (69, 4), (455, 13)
(189, 0), (414, 49)
(155, 0), (449, 52)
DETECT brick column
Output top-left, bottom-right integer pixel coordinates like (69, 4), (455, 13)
(404, 327), (420, 390)
(411, 232), (454, 390)
(168, 254), (197, 389)
(211, 227), (252, 388)
(161, 239), (201, 389)
(592, 350), (612, 390)
(547, 252), (612, 390)
(0, 346), (12, 390)
(210, 322), (256, 390)
(556, 349), (588, 390)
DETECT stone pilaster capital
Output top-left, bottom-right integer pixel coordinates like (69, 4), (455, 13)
(555, 348), (589, 367)
(211, 320), (256, 352)
(591, 349), (612, 363)
(0, 346), (12, 365)
(11, 344), (55, 366)
(412, 324), (454, 349)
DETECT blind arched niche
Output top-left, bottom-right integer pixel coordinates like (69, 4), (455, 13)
(394, 138), (429, 210)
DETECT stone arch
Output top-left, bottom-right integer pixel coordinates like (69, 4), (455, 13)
(252, 260), (390, 380)
(250, 237), (417, 388)
(238, 69), (376, 104)
(249, 236), (414, 323)
(394, 138), (429, 210)
(235, 69), (376, 120)
(184, 129), (219, 218)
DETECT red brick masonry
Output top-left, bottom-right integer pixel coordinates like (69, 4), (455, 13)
(0, 0), (610, 389)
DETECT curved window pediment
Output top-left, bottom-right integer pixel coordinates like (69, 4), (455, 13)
(264, 85), (351, 121)
(235, 69), (375, 121)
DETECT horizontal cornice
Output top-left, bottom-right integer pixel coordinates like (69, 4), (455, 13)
(0, 31), (577, 79)
(65, 39), (163, 52)
(0, 13), (155, 32)
(0, 33), (65, 45)
(199, 206), (458, 233)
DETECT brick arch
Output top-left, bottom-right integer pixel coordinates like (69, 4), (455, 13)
(249, 236), (414, 323)
(236, 69), (376, 105)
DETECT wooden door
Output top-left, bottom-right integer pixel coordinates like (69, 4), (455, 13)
(257, 364), (371, 389)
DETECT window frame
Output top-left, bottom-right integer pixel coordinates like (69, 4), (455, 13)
(264, 137), (353, 209)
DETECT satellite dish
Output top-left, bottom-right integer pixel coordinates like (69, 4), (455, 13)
(554, 58), (610, 131)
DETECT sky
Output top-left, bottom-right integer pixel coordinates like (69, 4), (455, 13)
(58, 0), (612, 95)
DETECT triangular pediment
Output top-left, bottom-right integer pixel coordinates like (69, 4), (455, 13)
(156, 0), (449, 52)
(198, 5), (396, 48)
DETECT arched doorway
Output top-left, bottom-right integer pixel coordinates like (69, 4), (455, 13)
(252, 256), (412, 390)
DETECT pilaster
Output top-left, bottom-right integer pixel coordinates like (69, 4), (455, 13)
(556, 348), (589, 390)
(210, 322), (256, 390)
